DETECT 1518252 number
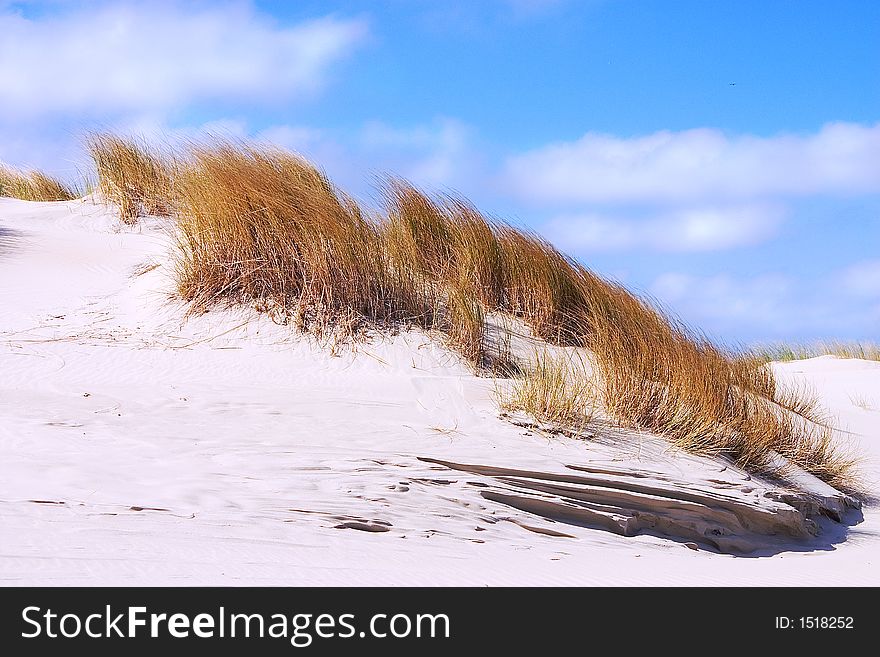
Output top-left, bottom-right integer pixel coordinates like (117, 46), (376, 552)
(776, 617), (854, 629)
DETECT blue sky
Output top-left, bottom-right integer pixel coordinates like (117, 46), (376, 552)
(1, 0), (878, 345)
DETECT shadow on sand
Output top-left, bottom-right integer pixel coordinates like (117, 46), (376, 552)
(0, 224), (24, 260)
(418, 454), (867, 557)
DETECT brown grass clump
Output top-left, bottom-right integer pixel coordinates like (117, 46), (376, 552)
(495, 228), (590, 343)
(579, 290), (859, 489)
(444, 283), (486, 364)
(173, 142), (433, 340)
(87, 134), (173, 223)
(0, 165), (76, 201)
(172, 151), (493, 362)
(380, 180), (503, 360)
(380, 180), (590, 357)
(83, 132), (859, 490)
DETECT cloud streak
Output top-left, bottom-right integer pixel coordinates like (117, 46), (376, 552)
(543, 204), (786, 252)
(257, 117), (481, 198)
(0, 2), (367, 119)
(504, 122), (880, 204)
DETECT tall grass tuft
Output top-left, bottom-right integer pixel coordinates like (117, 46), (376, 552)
(500, 350), (598, 432)
(579, 294), (858, 489)
(172, 142), (432, 339)
(0, 165), (77, 201)
(87, 134), (173, 223)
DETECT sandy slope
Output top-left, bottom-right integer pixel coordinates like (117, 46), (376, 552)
(1, 196), (877, 585)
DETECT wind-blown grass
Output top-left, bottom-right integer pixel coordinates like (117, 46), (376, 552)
(172, 143), (425, 337)
(500, 350), (598, 432)
(87, 134), (173, 223)
(87, 133), (860, 492)
(0, 165), (77, 201)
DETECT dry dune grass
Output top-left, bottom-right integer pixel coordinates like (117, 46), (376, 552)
(501, 350), (597, 432)
(173, 143), (428, 339)
(87, 134), (173, 223)
(586, 315), (858, 489)
(0, 165), (76, 201)
(87, 133), (860, 491)
(381, 180), (595, 356)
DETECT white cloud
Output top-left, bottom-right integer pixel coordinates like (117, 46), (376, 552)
(651, 272), (794, 324)
(358, 118), (474, 188)
(648, 269), (880, 341)
(273, 117), (479, 192)
(650, 272), (693, 302)
(544, 204), (785, 252)
(503, 122), (880, 204)
(841, 260), (880, 298)
(258, 125), (326, 154)
(647, 272), (803, 340)
(0, 2), (367, 119)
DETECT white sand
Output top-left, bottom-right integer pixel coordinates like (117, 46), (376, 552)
(1, 196), (877, 585)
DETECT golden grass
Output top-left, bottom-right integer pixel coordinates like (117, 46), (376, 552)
(85, 132), (861, 491)
(0, 165), (77, 201)
(444, 284), (486, 365)
(170, 141), (492, 370)
(500, 350), (597, 432)
(581, 296), (859, 489)
(86, 134), (173, 223)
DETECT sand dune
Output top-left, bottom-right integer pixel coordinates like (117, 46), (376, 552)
(0, 196), (877, 585)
